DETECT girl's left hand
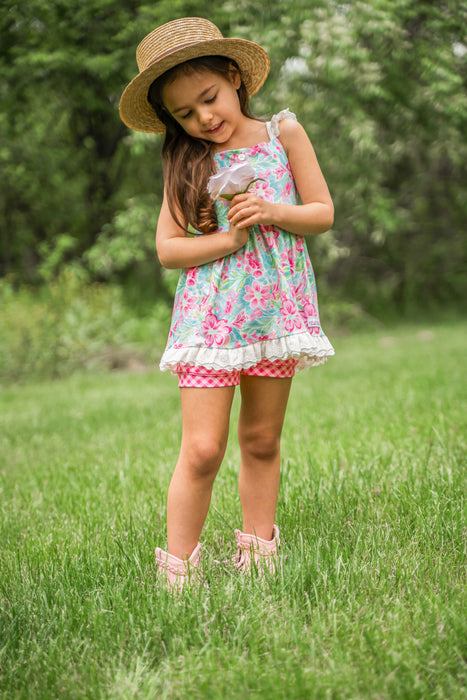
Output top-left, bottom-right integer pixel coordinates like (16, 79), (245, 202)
(227, 193), (275, 229)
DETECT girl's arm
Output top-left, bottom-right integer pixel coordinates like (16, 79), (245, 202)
(156, 190), (249, 269)
(227, 119), (334, 236)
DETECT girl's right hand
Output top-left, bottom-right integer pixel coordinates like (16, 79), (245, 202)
(156, 188), (251, 269)
(227, 220), (250, 251)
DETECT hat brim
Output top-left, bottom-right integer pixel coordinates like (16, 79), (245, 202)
(119, 38), (270, 134)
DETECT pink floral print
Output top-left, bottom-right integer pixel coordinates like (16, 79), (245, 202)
(280, 299), (303, 332)
(160, 112), (333, 372)
(201, 314), (232, 346)
(244, 281), (271, 309)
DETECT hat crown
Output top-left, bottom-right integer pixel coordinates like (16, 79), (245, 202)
(136, 17), (224, 73)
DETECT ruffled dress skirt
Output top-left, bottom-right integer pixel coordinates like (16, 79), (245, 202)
(159, 110), (334, 375)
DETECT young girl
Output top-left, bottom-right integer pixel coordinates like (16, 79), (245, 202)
(120, 17), (334, 588)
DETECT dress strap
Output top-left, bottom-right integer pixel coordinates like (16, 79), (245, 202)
(266, 108), (297, 140)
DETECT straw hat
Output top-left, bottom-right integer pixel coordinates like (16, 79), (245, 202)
(119, 17), (270, 134)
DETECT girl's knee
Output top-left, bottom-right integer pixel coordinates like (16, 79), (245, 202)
(181, 435), (227, 481)
(238, 425), (281, 462)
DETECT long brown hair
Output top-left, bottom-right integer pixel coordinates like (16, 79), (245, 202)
(148, 56), (254, 234)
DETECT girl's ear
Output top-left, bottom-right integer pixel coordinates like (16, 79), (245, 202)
(229, 65), (242, 90)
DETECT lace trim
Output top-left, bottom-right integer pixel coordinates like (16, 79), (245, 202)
(160, 332), (334, 374)
(266, 108), (297, 140)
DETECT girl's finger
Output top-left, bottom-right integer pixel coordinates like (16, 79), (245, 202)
(228, 205), (252, 221)
(229, 193), (250, 205)
(235, 219), (252, 230)
(230, 208), (255, 225)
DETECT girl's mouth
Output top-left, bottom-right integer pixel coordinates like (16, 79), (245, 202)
(207, 121), (224, 134)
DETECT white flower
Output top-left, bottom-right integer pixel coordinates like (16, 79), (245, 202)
(207, 162), (260, 201)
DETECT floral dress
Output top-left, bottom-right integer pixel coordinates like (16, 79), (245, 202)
(159, 109), (334, 374)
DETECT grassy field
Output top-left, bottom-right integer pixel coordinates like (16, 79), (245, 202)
(1, 321), (466, 699)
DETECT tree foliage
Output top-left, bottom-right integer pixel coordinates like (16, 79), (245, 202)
(1, 0), (466, 313)
(277, 0), (467, 311)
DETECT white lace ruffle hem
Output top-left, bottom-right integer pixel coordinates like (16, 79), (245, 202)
(159, 332), (335, 374)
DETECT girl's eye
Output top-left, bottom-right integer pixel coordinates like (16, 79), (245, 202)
(179, 93), (216, 119)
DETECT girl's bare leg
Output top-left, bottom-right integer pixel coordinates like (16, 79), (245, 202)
(237, 375), (292, 540)
(166, 385), (235, 560)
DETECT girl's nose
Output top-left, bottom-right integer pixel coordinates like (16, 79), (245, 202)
(198, 107), (213, 125)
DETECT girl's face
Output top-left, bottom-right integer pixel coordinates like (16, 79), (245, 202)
(161, 67), (244, 147)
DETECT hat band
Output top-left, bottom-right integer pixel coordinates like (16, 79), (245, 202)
(145, 40), (210, 70)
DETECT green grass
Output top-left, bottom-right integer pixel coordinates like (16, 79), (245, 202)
(1, 321), (466, 699)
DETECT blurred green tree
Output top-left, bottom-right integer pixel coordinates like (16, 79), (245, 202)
(1, 0), (466, 314)
(272, 0), (467, 311)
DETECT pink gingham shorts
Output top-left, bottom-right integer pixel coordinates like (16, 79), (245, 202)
(175, 358), (298, 388)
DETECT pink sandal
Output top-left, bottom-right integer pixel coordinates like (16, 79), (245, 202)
(233, 525), (280, 576)
(155, 542), (202, 590)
